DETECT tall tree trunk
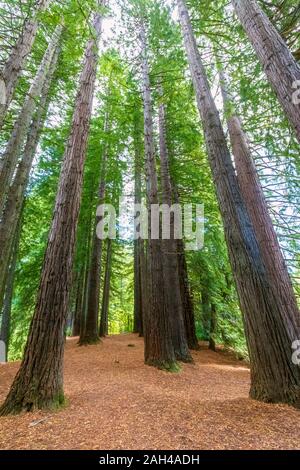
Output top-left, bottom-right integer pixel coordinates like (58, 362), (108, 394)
(219, 68), (300, 337)
(133, 112), (144, 336)
(72, 267), (85, 337)
(177, 0), (300, 406)
(201, 287), (211, 341)
(0, 213), (22, 362)
(232, 0), (300, 144)
(140, 21), (177, 370)
(79, 112), (110, 345)
(0, 9), (104, 416)
(79, 213), (94, 341)
(172, 183), (199, 350)
(100, 239), (112, 337)
(0, 0), (50, 129)
(0, 24), (63, 215)
(139, 239), (148, 338)
(158, 84), (192, 362)
(209, 303), (217, 352)
(0, 39), (60, 314)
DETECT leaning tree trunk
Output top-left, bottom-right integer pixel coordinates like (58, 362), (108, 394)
(141, 21), (177, 370)
(219, 68), (300, 337)
(0, 9), (104, 416)
(0, 24), (63, 215)
(171, 173), (199, 350)
(79, 112), (110, 345)
(0, 0), (50, 129)
(100, 239), (113, 337)
(178, 0), (300, 406)
(0, 214), (22, 362)
(0, 39), (60, 314)
(158, 84), (192, 362)
(232, 0), (300, 144)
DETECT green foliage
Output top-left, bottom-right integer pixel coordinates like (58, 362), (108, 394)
(2, 0), (299, 362)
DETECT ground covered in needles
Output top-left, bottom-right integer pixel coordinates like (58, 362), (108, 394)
(0, 334), (299, 450)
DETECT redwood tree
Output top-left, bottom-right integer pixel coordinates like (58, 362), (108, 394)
(0, 35), (61, 314)
(232, 0), (300, 144)
(158, 83), (192, 362)
(0, 24), (63, 215)
(140, 20), (177, 370)
(99, 239), (113, 337)
(0, 6), (104, 415)
(177, 0), (300, 406)
(0, 0), (50, 129)
(219, 67), (300, 337)
(79, 111), (110, 345)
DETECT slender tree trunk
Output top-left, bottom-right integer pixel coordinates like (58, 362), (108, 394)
(0, 9), (104, 416)
(0, 214), (22, 362)
(72, 268), (85, 337)
(0, 0), (50, 129)
(178, 0), (300, 406)
(133, 238), (143, 334)
(172, 184), (199, 350)
(141, 21), (177, 370)
(100, 239), (112, 337)
(219, 69), (300, 337)
(79, 112), (110, 345)
(201, 288), (211, 341)
(133, 113), (144, 336)
(158, 84), (191, 362)
(0, 24), (63, 215)
(209, 304), (217, 352)
(232, 0), (300, 143)
(79, 213), (94, 341)
(139, 239), (147, 338)
(0, 39), (60, 314)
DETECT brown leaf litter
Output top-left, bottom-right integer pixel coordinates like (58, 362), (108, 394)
(0, 334), (299, 450)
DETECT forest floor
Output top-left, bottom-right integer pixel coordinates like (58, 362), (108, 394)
(0, 334), (299, 450)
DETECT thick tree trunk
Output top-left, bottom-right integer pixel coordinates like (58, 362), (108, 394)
(178, 0), (300, 406)
(219, 69), (300, 337)
(0, 0), (50, 129)
(0, 10), (103, 416)
(0, 215), (21, 362)
(99, 239), (112, 337)
(0, 40), (60, 314)
(79, 112), (110, 345)
(141, 22), (177, 370)
(0, 24), (63, 215)
(158, 84), (192, 362)
(232, 0), (300, 143)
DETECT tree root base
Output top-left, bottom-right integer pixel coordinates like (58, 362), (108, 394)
(78, 336), (101, 346)
(250, 384), (300, 409)
(0, 392), (66, 417)
(145, 359), (181, 373)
